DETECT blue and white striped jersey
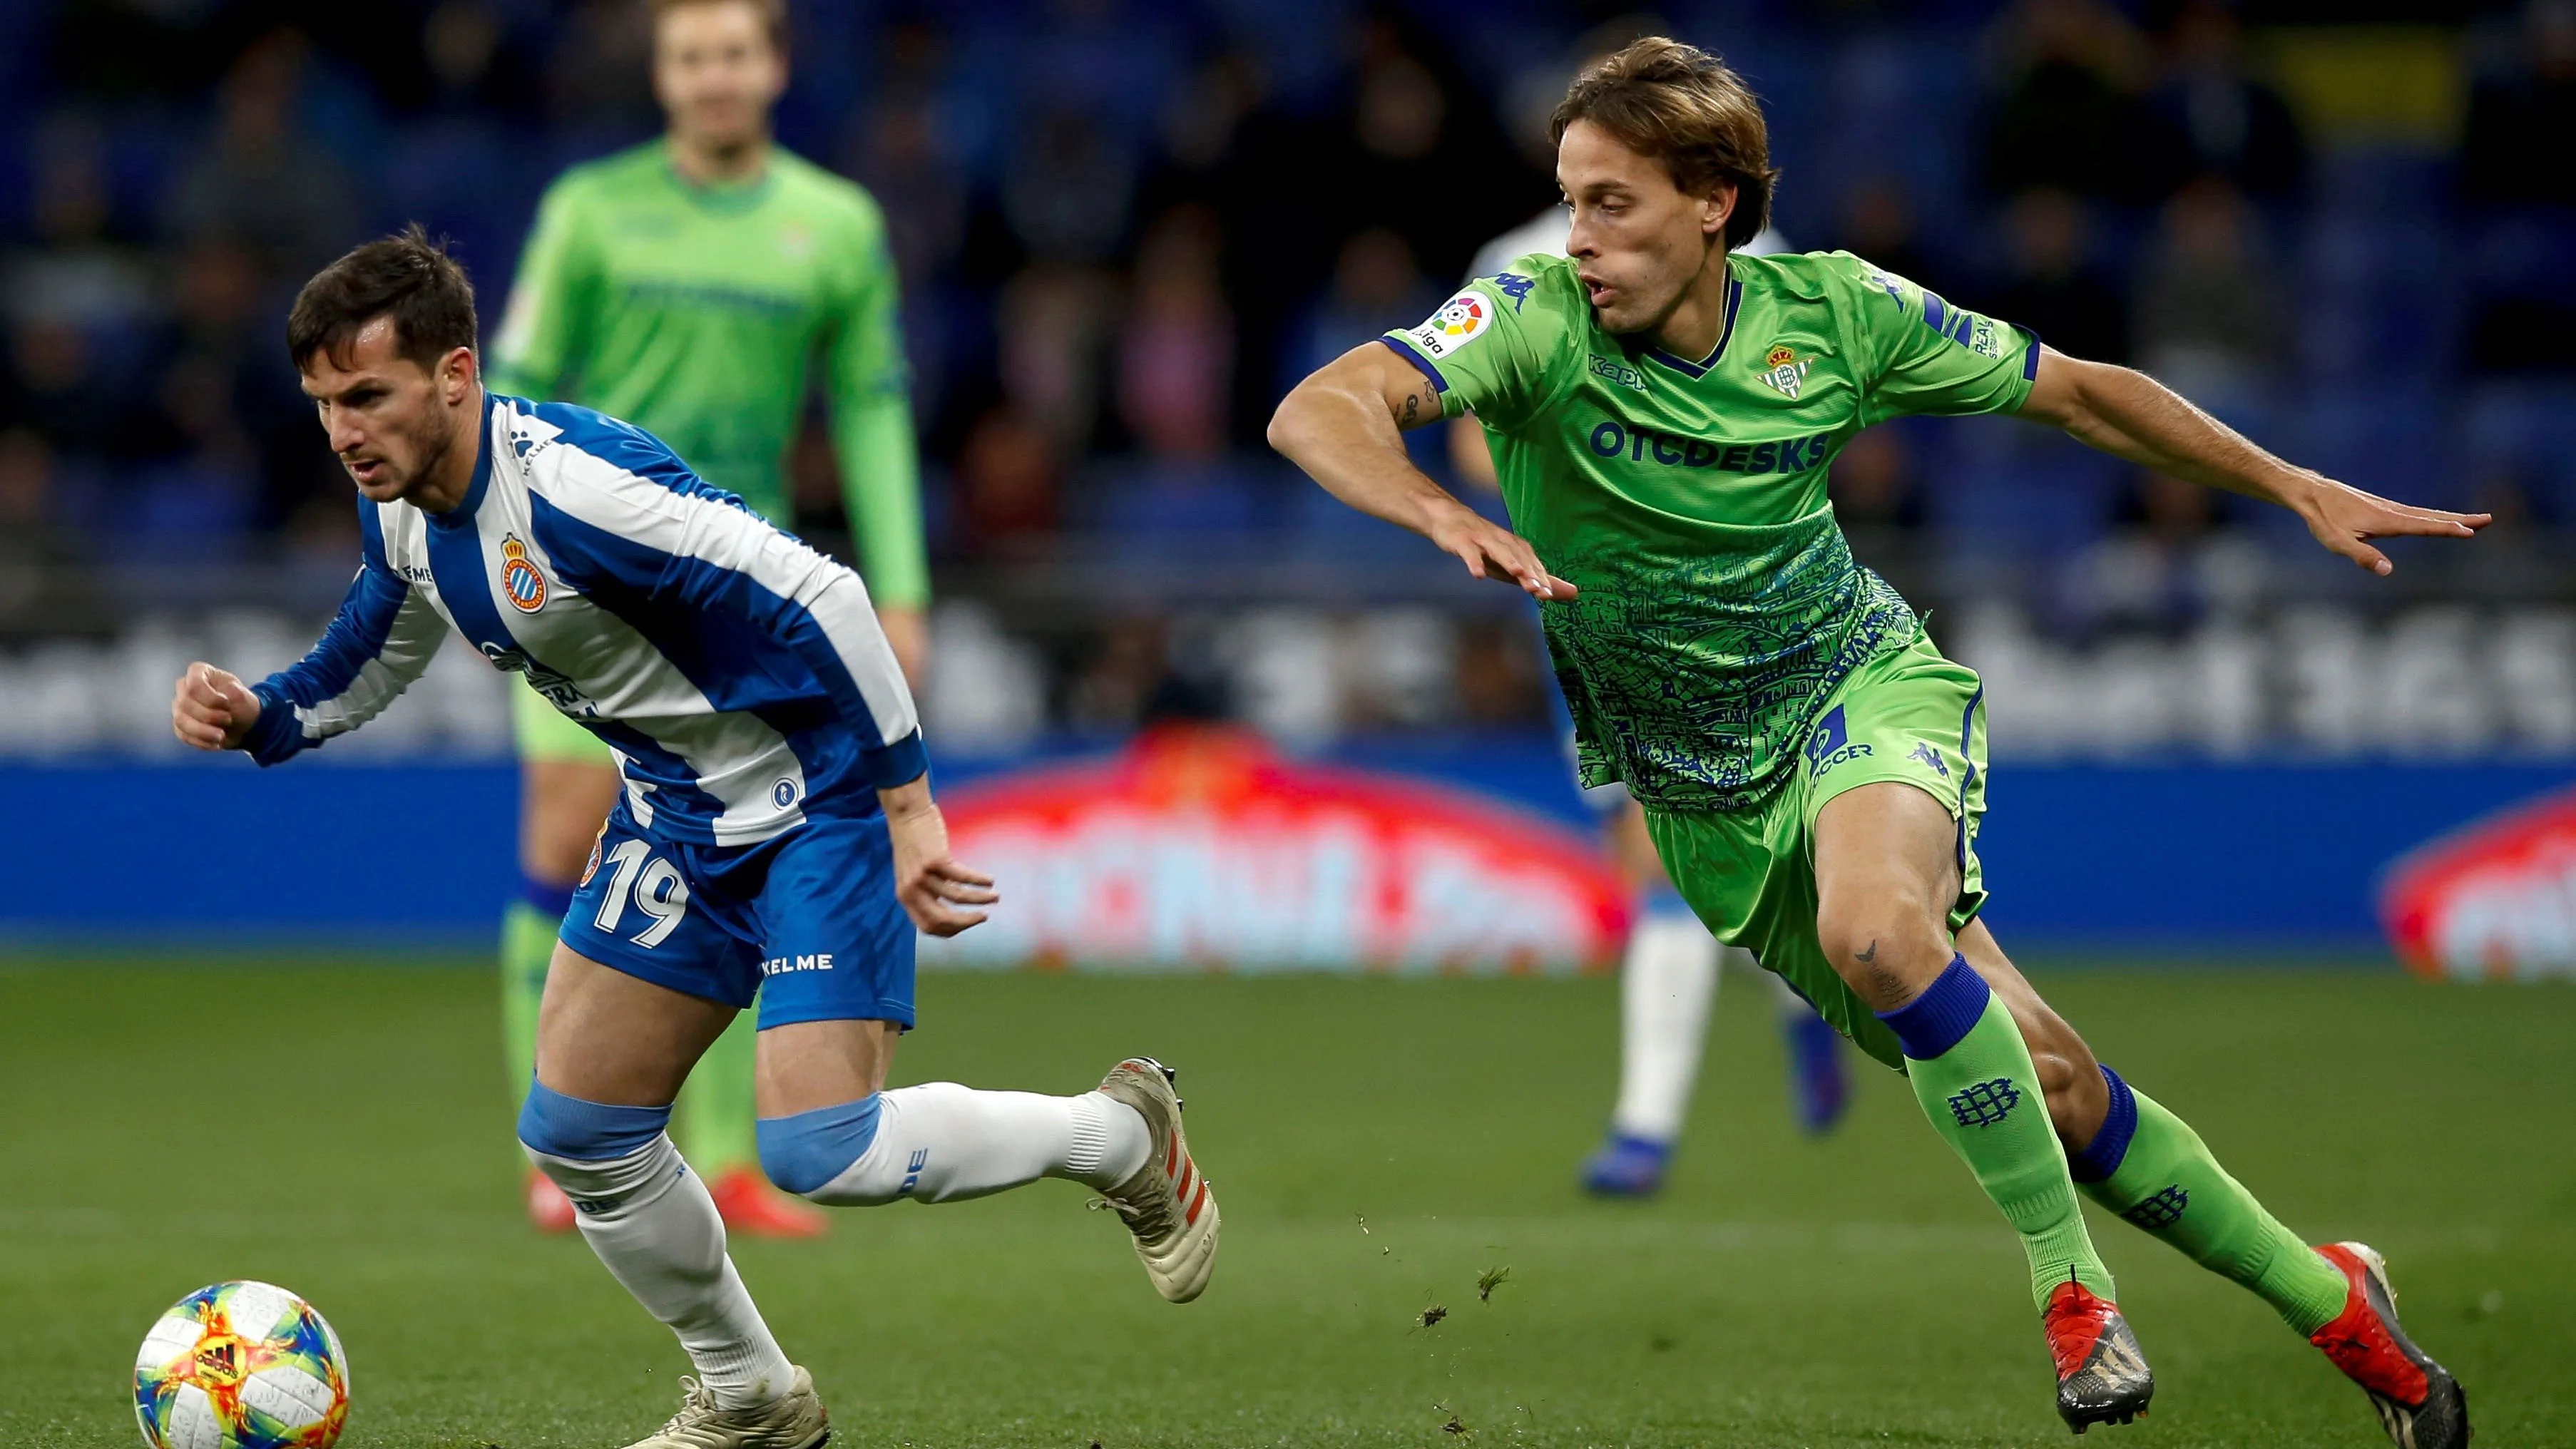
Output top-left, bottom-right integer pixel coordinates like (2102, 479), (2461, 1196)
(245, 391), (926, 846)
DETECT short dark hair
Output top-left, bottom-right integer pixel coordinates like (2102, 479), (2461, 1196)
(1551, 37), (1780, 251)
(286, 224), (479, 374)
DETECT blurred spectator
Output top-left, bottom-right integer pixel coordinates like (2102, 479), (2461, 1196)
(2132, 178), (2282, 407)
(546, 0), (657, 136)
(1830, 426), (1924, 533)
(954, 405), (1065, 558)
(0, 429), (116, 639)
(4, 317), (132, 459)
(2132, 0), (2306, 204)
(1284, 227), (1439, 391)
(165, 29), (362, 282)
(1118, 205), (1233, 461)
(2069, 468), (2264, 635)
(1005, 107), (1138, 269)
(2460, 0), (2576, 206)
(1833, 175), (1941, 291)
(1979, 0), (2149, 202)
(4, 121), (154, 335)
(998, 265), (1115, 451)
(1980, 189), (2129, 364)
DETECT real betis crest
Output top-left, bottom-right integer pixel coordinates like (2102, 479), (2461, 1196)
(1758, 344), (1814, 399)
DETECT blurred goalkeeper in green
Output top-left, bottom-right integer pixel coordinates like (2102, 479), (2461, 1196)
(486, 0), (926, 1236)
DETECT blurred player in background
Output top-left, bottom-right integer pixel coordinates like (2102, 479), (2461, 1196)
(1276, 38), (2480, 1445)
(1449, 50), (1846, 1202)
(486, 0), (927, 1236)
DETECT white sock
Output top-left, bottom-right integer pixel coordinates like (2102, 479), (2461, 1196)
(1609, 913), (1724, 1142)
(526, 1135), (793, 1410)
(803, 1085), (1149, 1206)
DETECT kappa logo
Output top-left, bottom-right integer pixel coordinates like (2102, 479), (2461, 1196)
(1805, 705), (1874, 775)
(1490, 270), (1535, 312)
(1588, 354), (1647, 391)
(1757, 343), (1816, 399)
(499, 534), (548, 613)
(1908, 741), (1951, 778)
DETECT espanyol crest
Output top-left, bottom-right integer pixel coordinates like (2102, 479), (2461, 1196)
(499, 533), (549, 613)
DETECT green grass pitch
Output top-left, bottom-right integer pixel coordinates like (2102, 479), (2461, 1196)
(2, 956), (2568, 1448)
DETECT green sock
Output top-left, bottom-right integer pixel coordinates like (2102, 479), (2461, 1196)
(2070, 1069), (2349, 1336)
(499, 898), (558, 1120)
(675, 1011), (759, 1177)
(1879, 956), (2115, 1309)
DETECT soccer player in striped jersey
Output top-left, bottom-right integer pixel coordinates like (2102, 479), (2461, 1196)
(483, 0), (927, 1236)
(1273, 38), (2478, 1445)
(173, 232), (1218, 1449)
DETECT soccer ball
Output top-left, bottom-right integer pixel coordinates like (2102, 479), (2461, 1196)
(133, 1281), (349, 1449)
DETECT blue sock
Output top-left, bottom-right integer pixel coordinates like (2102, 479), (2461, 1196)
(521, 875), (576, 921)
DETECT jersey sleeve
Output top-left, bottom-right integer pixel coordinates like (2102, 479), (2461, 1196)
(530, 429), (927, 789)
(1379, 264), (1580, 431)
(486, 175), (598, 400)
(242, 508), (449, 764)
(1834, 251), (2042, 427)
(822, 210), (929, 610)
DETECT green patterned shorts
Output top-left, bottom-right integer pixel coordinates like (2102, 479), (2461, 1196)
(1642, 630), (1989, 1072)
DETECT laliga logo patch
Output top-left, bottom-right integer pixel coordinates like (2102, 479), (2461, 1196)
(500, 533), (549, 613)
(1406, 289), (1496, 357)
(1757, 344), (1814, 399)
(579, 831), (604, 887)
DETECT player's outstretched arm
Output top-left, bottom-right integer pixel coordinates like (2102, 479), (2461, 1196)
(170, 662), (260, 751)
(877, 774), (996, 938)
(1269, 344), (1575, 600)
(2018, 349), (2489, 575)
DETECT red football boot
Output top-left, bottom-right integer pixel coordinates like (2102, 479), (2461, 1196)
(524, 1169), (576, 1234)
(709, 1164), (831, 1239)
(2044, 1279), (2155, 1434)
(2311, 1242), (2470, 1449)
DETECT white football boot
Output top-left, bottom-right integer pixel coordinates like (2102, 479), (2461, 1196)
(1094, 1056), (1221, 1303)
(620, 1365), (829, 1449)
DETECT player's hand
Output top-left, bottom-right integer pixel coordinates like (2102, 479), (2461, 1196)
(2296, 474), (2489, 576)
(170, 662), (260, 751)
(879, 777), (996, 937)
(1425, 499), (1578, 600)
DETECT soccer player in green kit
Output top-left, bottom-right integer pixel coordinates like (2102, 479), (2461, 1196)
(1273, 38), (2481, 1445)
(486, 0), (926, 1238)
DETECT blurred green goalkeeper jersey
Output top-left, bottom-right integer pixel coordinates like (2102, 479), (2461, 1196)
(487, 139), (926, 607)
(1382, 250), (2040, 811)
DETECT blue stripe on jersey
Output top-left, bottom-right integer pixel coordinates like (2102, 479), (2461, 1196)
(245, 501), (407, 764)
(421, 490), (734, 826)
(526, 399), (756, 516)
(527, 492), (926, 792)
(1379, 335), (1449, 394)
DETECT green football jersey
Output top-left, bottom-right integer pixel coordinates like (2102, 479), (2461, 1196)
(486, 139), (926, 607)
(1383, 250), (2038, 811)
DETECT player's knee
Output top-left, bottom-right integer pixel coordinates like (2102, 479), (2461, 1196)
(516, 1080), (678, 1216)
(755, 1095), (884, 1202)
(1814, 890), (1946, 1006)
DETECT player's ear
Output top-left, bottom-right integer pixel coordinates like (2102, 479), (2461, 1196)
(1704, 182), (1737, 240)
(440, 345), (478, 403)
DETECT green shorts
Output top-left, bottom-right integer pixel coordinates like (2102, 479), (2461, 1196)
(1642, 630), (1988, 1072)
(512, 675), (617, 766)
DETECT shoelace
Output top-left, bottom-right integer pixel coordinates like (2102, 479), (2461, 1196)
(658, 1376), (718, 1437)
(1106, 1169), (1179, 1242)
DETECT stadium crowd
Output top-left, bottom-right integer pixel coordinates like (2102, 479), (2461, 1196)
(0, 0), (2570, 749)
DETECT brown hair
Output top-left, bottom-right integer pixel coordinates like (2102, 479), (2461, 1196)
(648, 0), (787, 48)
(286, 224), (479, 373)
(1550, 37), (1779, 250)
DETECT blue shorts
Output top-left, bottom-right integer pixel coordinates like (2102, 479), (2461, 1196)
(559, 804), (917, 1030)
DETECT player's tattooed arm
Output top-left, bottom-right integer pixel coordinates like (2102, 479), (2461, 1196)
(2019, 348), (2489, 575)
(1269, 344), (1576, 600)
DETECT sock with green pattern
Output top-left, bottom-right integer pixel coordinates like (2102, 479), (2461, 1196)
(2068, 1067), (2350, 1335)
(1877, 956), (2116, 1308)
